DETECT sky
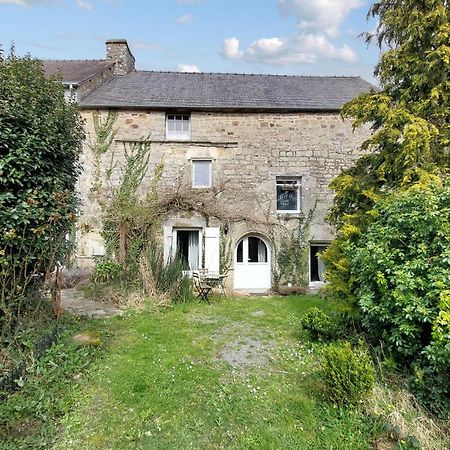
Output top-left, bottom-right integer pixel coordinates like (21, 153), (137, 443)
(0, 0), (380, 83)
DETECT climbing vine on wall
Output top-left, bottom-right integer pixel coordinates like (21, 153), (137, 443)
(89, 111), (118, 193)
(274, 201), (317, 288)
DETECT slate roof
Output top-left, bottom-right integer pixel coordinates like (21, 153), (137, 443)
(42, 60), (114, 85)
(79, 71), (375, 111)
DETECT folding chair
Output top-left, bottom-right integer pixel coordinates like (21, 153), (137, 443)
(193, 272), (212, 304)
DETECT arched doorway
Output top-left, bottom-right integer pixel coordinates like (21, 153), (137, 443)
(234, 235), (271, 291)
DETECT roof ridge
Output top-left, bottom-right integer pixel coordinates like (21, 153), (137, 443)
(42, 59), (110, 63)
(133, 70), (361, 79)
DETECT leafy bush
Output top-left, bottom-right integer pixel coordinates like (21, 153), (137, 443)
(0, 50), (84, 329)
(92, 261), (124, 283)
(321, 341), (375, 405)
(300, 307), (339, 341)
(349, 181), (450, 415)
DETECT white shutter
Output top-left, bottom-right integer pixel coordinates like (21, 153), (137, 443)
(204, 227), (220, 274)
(163, 226), (173, 264)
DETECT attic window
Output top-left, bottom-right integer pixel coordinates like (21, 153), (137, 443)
(276, 177), (301, 213)
(166, 114), (190, 140)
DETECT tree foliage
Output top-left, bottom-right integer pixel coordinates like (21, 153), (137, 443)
(329, 0), (449, 227)
(0, 50), (85, 326)
(323, 1), (450, 415)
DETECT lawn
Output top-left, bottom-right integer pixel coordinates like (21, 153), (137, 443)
(50, 294), (378, 449)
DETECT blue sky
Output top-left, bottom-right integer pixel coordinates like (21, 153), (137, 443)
(0, 0), (380, 83)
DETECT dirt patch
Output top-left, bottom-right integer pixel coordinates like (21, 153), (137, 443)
(216, 337), (275, 370)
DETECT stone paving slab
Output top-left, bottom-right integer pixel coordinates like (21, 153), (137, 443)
(61, 288), (122, 319)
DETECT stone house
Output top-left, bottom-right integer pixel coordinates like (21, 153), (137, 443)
(43, 39), (374, 293)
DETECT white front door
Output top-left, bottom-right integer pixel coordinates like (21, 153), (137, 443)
(234, 235), (271, 291)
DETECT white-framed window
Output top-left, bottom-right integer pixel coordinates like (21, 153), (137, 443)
(192, 159), (212, 188)
(276, 177), (301, 213)
(166, 114), (190, 140)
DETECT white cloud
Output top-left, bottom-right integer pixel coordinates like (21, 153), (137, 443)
(278, 0), (363, 37)
(76, 0), (92, 9)
(222, 37), (243, 60)
(221, 33), (357, 66)
(177, 64), (200, 73)
(177, 14), (193, 24)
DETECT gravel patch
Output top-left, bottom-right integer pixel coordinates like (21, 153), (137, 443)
(216, 337), (275, 369)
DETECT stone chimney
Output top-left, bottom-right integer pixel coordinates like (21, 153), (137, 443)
(106, 39), (135, 76)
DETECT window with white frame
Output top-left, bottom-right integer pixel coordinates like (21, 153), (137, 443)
(192, 159), (212, 188)
(276, 177), (301, 212)
(166, 114), (190, 140)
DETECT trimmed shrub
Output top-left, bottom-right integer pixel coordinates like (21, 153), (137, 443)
(321, 340), (375, 405)
(300, 307), (339, 341)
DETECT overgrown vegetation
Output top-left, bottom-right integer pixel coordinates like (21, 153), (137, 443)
(0, 316), (104, 449)
(0, 50), (84, 334)
(323, 0), (450, 417)
(275, 205), (316, 289)
(139, 244), (193, 305)
(352, 181), (450, 416)
(87, 112), (186, 304)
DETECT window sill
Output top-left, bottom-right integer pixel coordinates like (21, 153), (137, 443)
(276, 211), (303, 218)
(165, 137), (191, 142)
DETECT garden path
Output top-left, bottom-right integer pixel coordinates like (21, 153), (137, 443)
(61, 288), (122, 318)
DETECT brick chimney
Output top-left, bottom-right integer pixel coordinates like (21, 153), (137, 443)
(106, 39), (135, 76)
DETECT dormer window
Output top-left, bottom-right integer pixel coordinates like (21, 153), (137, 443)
(166, 114), (190, 140)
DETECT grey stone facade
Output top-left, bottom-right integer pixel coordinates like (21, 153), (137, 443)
(41, 38), (373, 292)
(76, 109), (370, 290)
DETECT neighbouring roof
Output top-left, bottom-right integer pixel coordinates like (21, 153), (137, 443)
(79, 71), (376, 112)
(42, 60), (114, 86)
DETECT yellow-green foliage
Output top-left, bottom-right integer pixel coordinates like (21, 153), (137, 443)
(325, 0), (450, 416)
(321, 341), (375, 406)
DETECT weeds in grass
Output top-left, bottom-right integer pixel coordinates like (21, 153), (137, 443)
(0, 315), (104, 449)
(367, 367), (450, 449)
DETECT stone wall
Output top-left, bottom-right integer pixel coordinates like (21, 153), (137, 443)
(76, 109), (370, 287)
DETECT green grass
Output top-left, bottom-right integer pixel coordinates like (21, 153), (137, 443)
(48, 295), (378, 449)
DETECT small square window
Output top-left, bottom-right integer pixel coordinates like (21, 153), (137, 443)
(192, 160), (212, 188)
(166, 114), (190, 140)
(276, 177), (301, 213)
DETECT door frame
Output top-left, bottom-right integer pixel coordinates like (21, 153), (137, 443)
(234, 233), (272, 291)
